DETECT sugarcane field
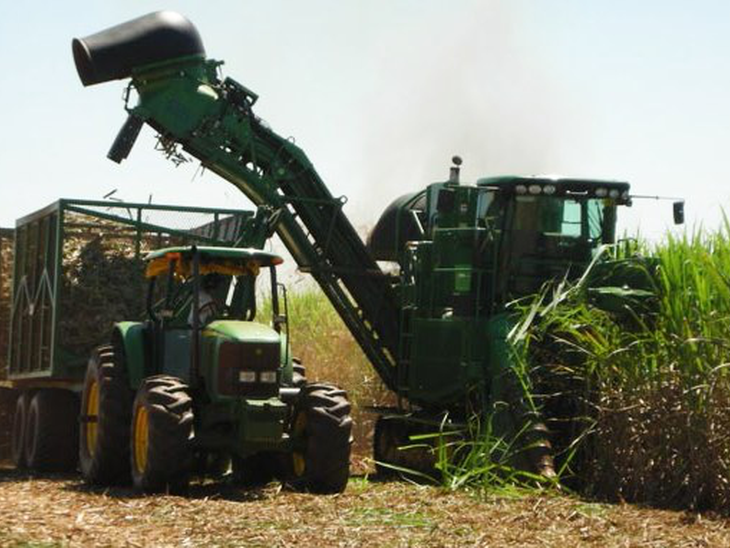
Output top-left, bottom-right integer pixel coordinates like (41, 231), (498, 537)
(2, 2), (730, 547)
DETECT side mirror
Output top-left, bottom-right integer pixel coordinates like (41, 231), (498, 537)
(673, 201), (685, 225)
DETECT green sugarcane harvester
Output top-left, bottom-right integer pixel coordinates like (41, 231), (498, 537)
(72, 12), (684, 479)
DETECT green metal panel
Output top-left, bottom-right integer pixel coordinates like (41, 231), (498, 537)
(409, 317), (490, 407)
(237, 398), (287, 449)
(114, 322), (148, 389)
(193, 397), (288, 456)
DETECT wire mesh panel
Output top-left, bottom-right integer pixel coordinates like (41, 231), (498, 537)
(8, 212), (58, 379)
(8, 200), (254, 382)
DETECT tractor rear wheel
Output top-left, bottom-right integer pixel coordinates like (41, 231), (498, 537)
(285, 382), (352, 494)
(25, 389), (79, 471)
(79, 345), (134, 485)
(11, 391), (30, 468)
(130, 376), (193, 494)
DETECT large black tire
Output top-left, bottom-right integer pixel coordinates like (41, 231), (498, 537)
(79, 345), (134, 485)
(285, 382), (352, 494)
(25, 389), (80, 471)
(130, 376), (193, 494)
(11, 391), (30, 468)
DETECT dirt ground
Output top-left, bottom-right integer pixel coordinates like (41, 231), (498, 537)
(0, 466), (728, 548)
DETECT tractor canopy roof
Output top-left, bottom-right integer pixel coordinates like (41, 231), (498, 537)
(145, 246), (283, 279)
(476, 175), (631, 204)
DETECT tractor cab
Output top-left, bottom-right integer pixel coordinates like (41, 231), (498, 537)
(145, 246), (285, 327)
(474, 176), (631, 298)
(142, 246), (291, 392)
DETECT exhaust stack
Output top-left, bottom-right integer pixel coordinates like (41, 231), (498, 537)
(72, 11), (205, 86)
(449, 155), (462, 184)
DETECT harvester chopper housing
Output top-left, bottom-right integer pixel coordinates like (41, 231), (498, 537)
(72, 11), (680, 477)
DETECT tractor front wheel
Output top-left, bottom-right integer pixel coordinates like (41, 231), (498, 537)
(285, 382), (352, 494)
(130, 376), (193, 494)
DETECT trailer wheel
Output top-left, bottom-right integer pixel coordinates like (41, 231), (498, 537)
(131, 376), (193, 494)
(285, 382), (352, 494)
(25, 389), (80, 471)
(11, 391), (30, 468)
(79, 345), (134, 485)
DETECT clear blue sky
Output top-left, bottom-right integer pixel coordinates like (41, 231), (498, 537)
(1, 1), (728, 240)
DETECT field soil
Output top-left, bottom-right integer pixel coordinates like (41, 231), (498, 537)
(0, 465), (728, 547)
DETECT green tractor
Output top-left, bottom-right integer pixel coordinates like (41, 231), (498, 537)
(79, 245), (352, 493)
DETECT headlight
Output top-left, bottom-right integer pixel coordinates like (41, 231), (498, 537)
(595, 187), (608, 197)
(515, 184), (527, 195)
(543, 184), (556, 195)
(239, 371), (256, 383)
(609, 189), (620, 198)
(528, 184), (542, 195)
(621, 190), (630, 200)
(259, 371), (277, 384)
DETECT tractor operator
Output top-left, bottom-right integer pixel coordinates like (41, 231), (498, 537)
(189, 273), (226, 326)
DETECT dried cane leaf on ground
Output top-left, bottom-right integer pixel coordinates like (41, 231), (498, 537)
(0, 469), (728, 547)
